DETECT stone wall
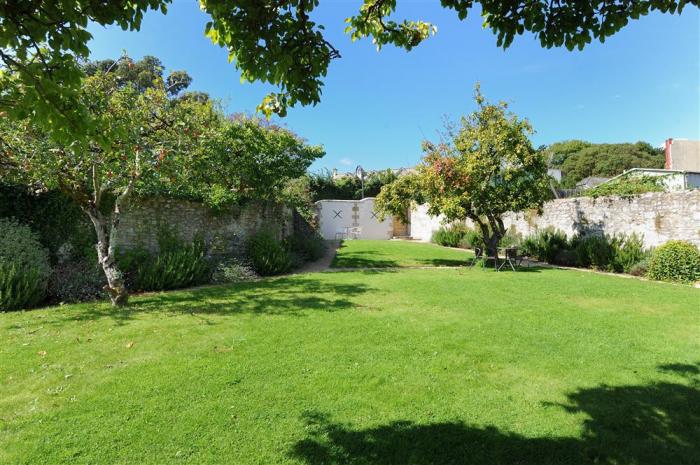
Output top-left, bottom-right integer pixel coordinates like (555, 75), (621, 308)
(410, 191), (700, 248)
(115, 198), (293, 257)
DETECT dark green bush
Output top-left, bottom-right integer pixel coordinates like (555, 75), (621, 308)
(647, 241), (700, 284)
(0, 261), (46, 311)
(0, 218), (50, 310)
(459, 228), (484, 249)
(612, 233), (649, 273)
(628, 258), (650, 277)
(574, 234), (616, 270)
(248, 231), (293, 276)
(285, 232), (326, 262)
(521, 228), (569, 263)
(117, 229), (211, 292)
(432, 225), (467, 248)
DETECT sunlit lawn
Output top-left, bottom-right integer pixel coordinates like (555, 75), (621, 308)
(331, 239), (473, 268)
(1, 241), (698, 464)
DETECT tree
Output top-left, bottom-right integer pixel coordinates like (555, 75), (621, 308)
(546, 141), (664, 187)
(1, 1), (695, 142)
(0, 65), (218, 306)
(376, 86), (550, 262)
(194, 114), (325, 208)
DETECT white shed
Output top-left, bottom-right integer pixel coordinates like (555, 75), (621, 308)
(316, 198), (401, 240)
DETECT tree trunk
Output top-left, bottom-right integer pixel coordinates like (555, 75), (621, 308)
(86, 207), (129, 306)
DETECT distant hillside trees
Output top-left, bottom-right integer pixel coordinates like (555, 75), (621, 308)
(546, 141), (664, 188)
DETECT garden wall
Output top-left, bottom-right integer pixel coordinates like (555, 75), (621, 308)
(410, 190), (700, 248)
(115, 198), (293, 257)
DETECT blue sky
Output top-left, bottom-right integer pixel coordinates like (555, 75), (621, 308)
(87, 1), (700, 172)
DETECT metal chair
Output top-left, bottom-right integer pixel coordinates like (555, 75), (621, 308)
(348, 226), (362, 240)
(498, 247), (522, 272)
(335, 227), (348, 240)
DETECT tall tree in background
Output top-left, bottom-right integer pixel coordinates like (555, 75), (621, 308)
(376, 86), (550, 262)
(546, 140), (664, 187)
(1, 0), (695, 142)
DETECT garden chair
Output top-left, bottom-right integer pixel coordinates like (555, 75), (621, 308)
(348, 226), (362, 240)
(472, 247), (498, 269)
(335, 227), (348, 240)
(497, 247), (523, 272)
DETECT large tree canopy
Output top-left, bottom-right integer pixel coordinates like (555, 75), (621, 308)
(1, 0), (696, 142)
(546, 140), (665, 187)
(376, 85), (550, 260)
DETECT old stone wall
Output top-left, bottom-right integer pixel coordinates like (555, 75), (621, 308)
(115, 198), (293, 257)
(410, 191), (700, 248)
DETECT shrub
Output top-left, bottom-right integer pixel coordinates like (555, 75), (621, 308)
(647, 241), (700, 283)
(0, 218), (50, 278)
(584, 175), (664, 198)
(248, 231), (292, 276)
(0, 262), (46, 311)
(628, 258), (649, 277)
(46, 260), (106, 303)
(211, 258), (258, 284)
(285, 232), (326, 262)
(459, 228), (484, 249)
(117, 229), (212, 292)
(521, 228), (569, 263)
(612, 233), (649, 273)
(574, 234), (616, 270)
(433, 225), (467, 248)
(0, 218), (50, 310)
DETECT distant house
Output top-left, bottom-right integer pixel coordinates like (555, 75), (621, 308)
(665, 139), (700, 171)
(576, 176), (611, 190)
(604, 168), (700, 191)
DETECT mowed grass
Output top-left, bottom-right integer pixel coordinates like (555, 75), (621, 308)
(331, 239), (473, 268)
(1, 245), (699, 464)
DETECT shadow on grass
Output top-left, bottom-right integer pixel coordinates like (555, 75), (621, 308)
(291, 364), (700, 465)
(49, 275), (375, 326)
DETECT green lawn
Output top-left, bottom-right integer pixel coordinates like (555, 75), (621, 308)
(331, 239), (473, 268)
(1, 242), (699, 464)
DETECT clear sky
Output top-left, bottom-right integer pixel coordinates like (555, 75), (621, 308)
(87, 1), (700, 172)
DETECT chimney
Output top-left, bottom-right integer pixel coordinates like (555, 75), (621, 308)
(665, 138), (673, 170)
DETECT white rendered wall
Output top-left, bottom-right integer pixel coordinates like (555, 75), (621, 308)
(316, 198), (393, 240)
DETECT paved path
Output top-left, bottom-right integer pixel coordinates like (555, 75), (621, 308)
(292, 240), (341, 274)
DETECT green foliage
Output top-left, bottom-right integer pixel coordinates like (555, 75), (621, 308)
(647, 241), (700, 284)
(3, 1), (690, 135)
(0, 184), (95, 262)
(0, 217), (50, 310)
(118, 227), (212, 292)
(521, 228), (569, 264)
(546, 141), (664, 188)
(574, 235), (617, 270)
(310, 169), (399, 203)
(211, 258), (258, 284)
(612, 234), (650, 274)
(374, 174), (423, 222)
(0, 261), (46, 311)
(628, 258), (650, 277)
(432, 226), (467, 248)
(197, 115), (324, 209)
(247, 231), (293, 276)
(418, 85), (550, 251)
(0, 218), (50, 279)
(119, 241), (211, 292)
(285, 232), (327, 263)
(584, 176), (665, 198)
